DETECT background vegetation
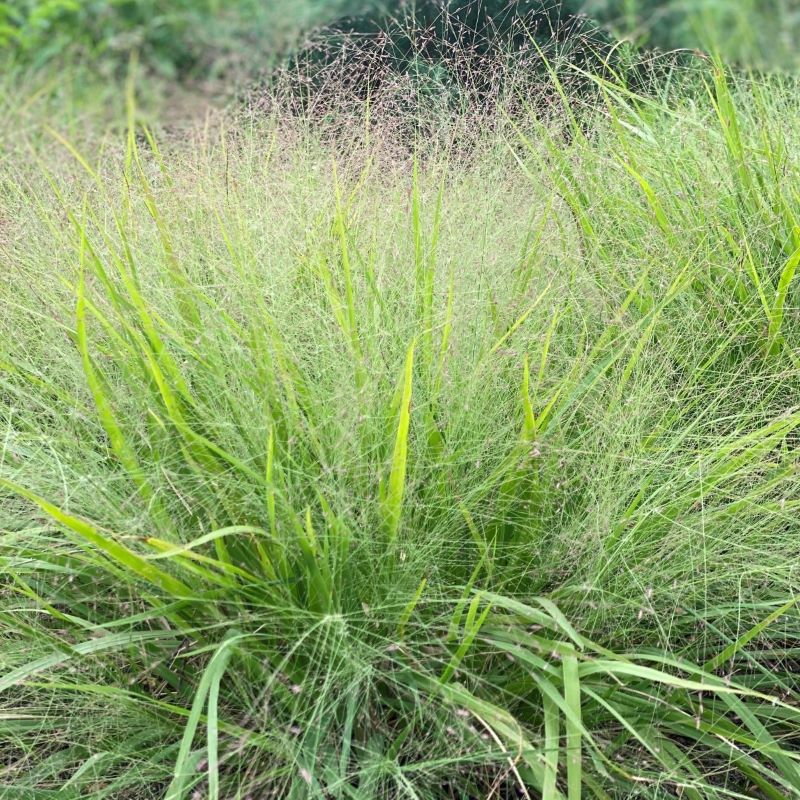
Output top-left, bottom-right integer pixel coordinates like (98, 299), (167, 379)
(2, 0), (800, 74)
(0, 0), (349, 74)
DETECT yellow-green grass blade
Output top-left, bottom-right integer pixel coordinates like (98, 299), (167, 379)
(440, 594), (492, 684)
(459, 504), (492, 566)
(397, 576), (427, 640)
(488, 282), (551, 358)
(509, 114), (594, 243)
(45, 126), (98, 180)
(578, 660), (784, 704)
(0, 629), (178, 695)
(132, 169), (202, 333)
(611, 259), (692, 406)
(768, 243), (800, 355)
(401, 673), (554, 795)
(144, 538), (237, 588)
(382, 340), (415, 543)
(411, 156), (438, 377)
(132, 336), (264, 484)
(580, 687), (671, 781)
(332, 162), (364, 371)
(206, 653), (224, 800)
(433, 264), (455, 402)
(0, 479), (190, 598)
(448, 552), (490, 643)
(723, 226), (773, 319)
(482, 592), (586, 649)
(316, 252), (350, 339)
(717, 692), (800, 791)
(145, 526), (277, 562)
(76, 266), (153, 503)
(512, 195), (554, 303)
(705, 596), (799, 673)
(76, 206), (198, 409)
(708, 63), (754, 199)
(145, 529), (269, 584)
(294, 508), (334, 612)
(537, 305), (562, 388)
(264, 428), (290, 583)
(621, 160), (671, 234)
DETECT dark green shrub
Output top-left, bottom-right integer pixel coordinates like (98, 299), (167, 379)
(275, 0), (634, 122)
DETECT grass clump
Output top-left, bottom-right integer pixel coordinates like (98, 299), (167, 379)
(2, 43), (800, 800)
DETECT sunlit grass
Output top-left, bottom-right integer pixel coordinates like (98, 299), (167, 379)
(2, 54), (800, 798)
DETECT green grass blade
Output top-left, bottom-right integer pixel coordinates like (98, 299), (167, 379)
(705, 596), (799, 672)
(440, 594), (492, 684)
(382, 340), (415, 543)
(521, 355), (537, 441)
(563, 654), (582, 800)
(76, 263), (153, 504)
(397, 576), (427, 640)
(542, 691), (560, 800)
(488, 283), (551, 358)
(0, 479), (190, 598)
(768, 244), (800, 355)
(166, 633), (239, 800)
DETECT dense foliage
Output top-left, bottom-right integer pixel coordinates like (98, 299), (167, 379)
(3, 0), (800, 74)
(588, 0), (800, 69)
(0, 0), (339, 74)
(4, 2), (800, 799)
(5, 57), (800, 797)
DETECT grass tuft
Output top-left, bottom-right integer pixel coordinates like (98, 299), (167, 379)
(3, 42), (800, 800)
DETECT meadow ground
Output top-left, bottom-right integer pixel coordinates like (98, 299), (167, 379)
(2, 37), (800, 800)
